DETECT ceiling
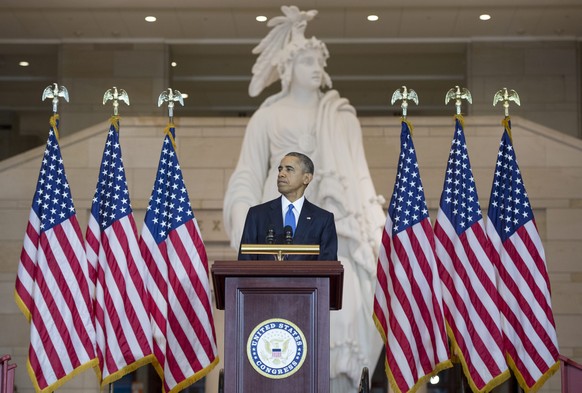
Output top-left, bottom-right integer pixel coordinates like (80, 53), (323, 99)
(1, 0), (581, 42)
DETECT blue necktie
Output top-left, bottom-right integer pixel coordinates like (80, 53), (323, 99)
(285, 204), (296, 236)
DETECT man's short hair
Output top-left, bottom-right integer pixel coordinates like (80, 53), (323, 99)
(285, 152), (314, 174)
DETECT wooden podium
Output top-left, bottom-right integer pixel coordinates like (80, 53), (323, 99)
(212, 260), (343, 393)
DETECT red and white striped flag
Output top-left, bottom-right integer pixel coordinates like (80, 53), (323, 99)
(85, 116), (154, 385)
(433, 115), (509, 391)
(373, 120), (451, 393)
(14, 115), (97, 392)
(485, 118), (560, 392)
(139, 124), (219, 393)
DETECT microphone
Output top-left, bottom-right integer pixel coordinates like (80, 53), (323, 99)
(266, 225), (275, 244)
(284, 225), (293, 245)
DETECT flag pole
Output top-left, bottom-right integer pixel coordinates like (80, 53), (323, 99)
(157, 88), (184, 124)
(493, 87), (521, 141)
(101, 87), (130, 393)
(42, 83), (69, 115)
(16, 84), (100, 391)
(486, 87), (560, 391)
(493, 87), (521, 118)
(93, 83), (164, 388)
(445, 85), (472, 116)
(41, 83), (69, 140)
(390, 85), (418, 119)
(144, 87), (220, 392)
(374, 84), (453, 393)
(103, 86), (130, 116)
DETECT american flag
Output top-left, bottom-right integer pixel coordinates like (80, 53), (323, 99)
(14, 115), (98, 392)
(373, 120), (451, 393)
(139, 125), (219, 393)
(485, 118), (560, 392)
(433, 116), (509, 391)
(85, 116), (154, 385)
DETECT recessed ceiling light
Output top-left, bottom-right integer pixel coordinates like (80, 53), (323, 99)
(181, 93), (189, 99)
(479, 14), (491, 21)
(367, 15), (379, 22)
(256, 15), (267, 22)
(19, 61), (29, 67)
(145, 16), (157, 22)
(171, 61), (177, 67)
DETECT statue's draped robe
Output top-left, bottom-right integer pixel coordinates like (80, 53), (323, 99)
(224, 90), (386, 391)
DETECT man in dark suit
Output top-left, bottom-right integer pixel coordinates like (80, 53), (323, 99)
(238, 152), (338, 260)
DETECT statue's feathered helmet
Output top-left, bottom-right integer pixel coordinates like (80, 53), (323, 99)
(248, 5), (332, 98)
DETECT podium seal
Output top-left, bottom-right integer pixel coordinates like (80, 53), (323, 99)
(246, 318), (307, 379)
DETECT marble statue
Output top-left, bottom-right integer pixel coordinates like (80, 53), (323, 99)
(223, 6), (387, 392)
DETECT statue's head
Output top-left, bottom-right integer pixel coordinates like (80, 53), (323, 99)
(276, 37), (332, 94)
(248, 6), (334, 99)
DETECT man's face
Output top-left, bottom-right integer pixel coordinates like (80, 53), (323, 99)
(277, 155), (312, 199)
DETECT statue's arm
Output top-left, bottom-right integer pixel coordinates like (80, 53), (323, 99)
(223, 111), (271, 249)
(344, 113), (386, 243)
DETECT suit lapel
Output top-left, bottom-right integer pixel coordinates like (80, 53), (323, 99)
(294, 199), (314, 243)
(269, 197), (284, 230)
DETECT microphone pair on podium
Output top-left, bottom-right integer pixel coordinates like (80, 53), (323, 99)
(266, 225), (293, 245)
(241, 226), (318, 261)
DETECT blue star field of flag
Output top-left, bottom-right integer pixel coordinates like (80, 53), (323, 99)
(439, 118), (482, 235)
(487, 128), (532, 242)
(91, 120), (132, 229)
(144, 127), (194, 244)
(388, 121), (430, 235)
(33, 119), (76, 232)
